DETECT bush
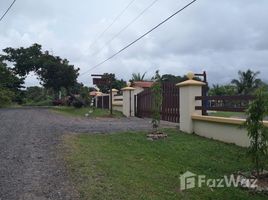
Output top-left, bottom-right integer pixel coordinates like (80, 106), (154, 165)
(52, 99), (64, 106)
(244, 88), (268, 177)
(0, 87), (14, 107)
(72, 100), (83, 108)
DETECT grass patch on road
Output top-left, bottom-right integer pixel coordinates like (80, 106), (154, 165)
(53, 106), (124, 118)
(63, 129), (267, 200)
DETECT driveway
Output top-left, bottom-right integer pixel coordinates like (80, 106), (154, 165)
(0, 108), (177, 200)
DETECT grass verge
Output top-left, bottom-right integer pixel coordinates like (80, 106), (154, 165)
(209, 111), (245, 118)
(63, 129), (267, 200)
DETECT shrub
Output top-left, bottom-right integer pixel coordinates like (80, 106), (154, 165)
(244, 88), (268, 177)
(0, 87), (14, 107)
(151, 70), (162, 133)
(52, 99), (64, 106)
(72, 100), (83, 108)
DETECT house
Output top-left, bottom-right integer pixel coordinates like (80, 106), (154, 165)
(131, 81), (154, 95)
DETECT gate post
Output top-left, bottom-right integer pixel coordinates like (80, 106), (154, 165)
(109, 89), (118, 109)
(176, 72), (205, 133)
(95, 89), (102, 108)
(122, 84), (135, 117)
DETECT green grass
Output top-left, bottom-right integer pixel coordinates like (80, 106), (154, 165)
(53, 106), (124, 118)
(209, 111), (245, 118)
(63, 129), (267, 200)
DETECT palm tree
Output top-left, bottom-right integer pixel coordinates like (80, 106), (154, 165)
(131, 72), (146, 81)
(231, 70), (262, 95)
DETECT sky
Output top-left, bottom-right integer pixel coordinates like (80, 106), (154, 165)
(0, 0), (268, 87)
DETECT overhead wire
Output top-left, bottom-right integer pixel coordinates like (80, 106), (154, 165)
(80, 0), (198, 77)
(0, 0), (17, 22)
(89, 0), (137, 50)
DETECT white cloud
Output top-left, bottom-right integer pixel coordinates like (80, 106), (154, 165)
(0, 0), (268, 87)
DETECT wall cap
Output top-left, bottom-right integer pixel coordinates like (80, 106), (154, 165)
(176, 80), (206, 87)
(192, 114), (268, 127)
(109, 88), (119, 92)
(122, 86), (135, 91)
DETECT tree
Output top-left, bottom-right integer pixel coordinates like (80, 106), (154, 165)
(0, 61), (24, 104)
(131, 72), (146, 81)
(244, 88), (268, 177)
(0, 61), (24, 92)
(231, 70), (262, 95)
(1, 43), (42, 77)
(208, 84), (236, 96)
(1, 44), (80, 99)
(37, 54), (79, 98)
(160, 74), (201, 83)
(151, 70), (162, 134)
(0, 87), (14, 107)
(96, 73), (126, 93)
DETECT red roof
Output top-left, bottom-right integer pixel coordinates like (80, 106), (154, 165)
(89, 91), (97, 96)
(132, 81), (154, 88)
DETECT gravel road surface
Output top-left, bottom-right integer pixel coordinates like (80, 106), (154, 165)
(0, 108), (177, 200)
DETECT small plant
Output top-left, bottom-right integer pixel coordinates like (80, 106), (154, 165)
(244, 88), (268, 177)
(151, 70), (162, 134)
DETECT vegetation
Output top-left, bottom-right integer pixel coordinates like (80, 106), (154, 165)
(208, 69), (266, 96)
(0, 44), (80, 101)
(209, 84), (236, 96)
(53, 107), (124, 118)
(0, 61), (24, 106)
(130, 72), (147, 82)
(231, 70), (262, 95)
(63, 129), (267, 200)
(209, 111), (245, 118)
(0, 87), (14, 107)
(160, 74), (201, 83)
(244, 88), (268, 177)
(95, 73), (126, 93)
(151, 70), (162, 133)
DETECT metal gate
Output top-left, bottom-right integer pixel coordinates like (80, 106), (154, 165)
(135, 82), (180, 123)
(97, 95), (109, 109)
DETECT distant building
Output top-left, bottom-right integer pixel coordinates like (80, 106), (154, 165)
(131, 81), (154, 94)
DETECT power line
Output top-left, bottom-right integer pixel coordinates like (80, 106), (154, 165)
(80, 0), (197, 77)
(89, 0), (137, 50)
(91, 0), (160, 57)
(0, 0), (17, 22)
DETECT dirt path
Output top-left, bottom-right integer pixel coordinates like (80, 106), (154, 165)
(0, 108), (177, 199)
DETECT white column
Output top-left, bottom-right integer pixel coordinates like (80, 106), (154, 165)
(122, 86), (135, 117)
(109, 89), (119, 109)
(95, 90), (102, 108)
(176, 72), (205, 133)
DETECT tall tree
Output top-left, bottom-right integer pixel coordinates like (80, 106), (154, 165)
(96, 73), (126, 93)
(1, 44), (80, 99)
(0, 61), (24, 92)
(37, 54), (79, 96)
(231, 69), (262, 95)
(1, 43), (42, 77)
(131, 72), (146, 81)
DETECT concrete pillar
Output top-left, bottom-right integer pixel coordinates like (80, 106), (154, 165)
(109, 89), (118, 109)
(95, 90), (102, 108)
(122, 85), (135, 117)
(176, 72), (205, 133)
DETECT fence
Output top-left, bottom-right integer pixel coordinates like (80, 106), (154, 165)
(195, 95), (255, 113)
(96, 95), (109, 109)
(136, 82), (180, 123)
